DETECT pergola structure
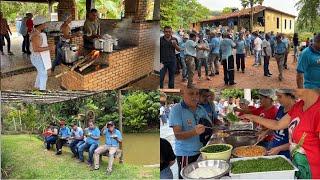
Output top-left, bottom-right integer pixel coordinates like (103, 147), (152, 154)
(1, 90), (124, 162)
(0, 90), (101, 104)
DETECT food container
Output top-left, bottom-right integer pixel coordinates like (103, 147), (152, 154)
(113, 38), (118, 46)
(229, 155), (298, 179)
(232, 145), (267, 158)
(223, 130), (258, 148)
(103, 39), (113, 53)
(63, 44), (79, 63)
(200, 144), (233, 161)
(94, 38), (105, 50)
(181, 160), (230, 179)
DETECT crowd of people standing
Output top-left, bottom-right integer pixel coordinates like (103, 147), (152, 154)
(160, 25), (320, 89)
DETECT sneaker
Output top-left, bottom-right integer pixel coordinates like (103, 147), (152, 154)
(215, 72), (219, 75)
(90, 167), (99, 171)
(242, 70), (245, 73)
(55, 151), (62, 155)
(206, 76), (211, 81)
(27, 51), (31, 55)
(264, 74), (271, 77)
(209, 73), (215, 77)
(268, 72), (273, 75)
(8, 52), (14, 55)
(77, 159), (84, 163)
(229, 82), (237, 86)
(106, 170), (112, 175)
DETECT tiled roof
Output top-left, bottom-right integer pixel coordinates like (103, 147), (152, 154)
(201, 5), (296, 22)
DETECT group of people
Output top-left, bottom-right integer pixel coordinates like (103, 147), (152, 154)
(160, 25), (320, 89)
(7, 9), (101, 91)
(43, 120), (122, 175)
(160, 87), (320, 179)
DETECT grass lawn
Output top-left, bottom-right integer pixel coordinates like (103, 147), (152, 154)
(1, 135), (159, 179)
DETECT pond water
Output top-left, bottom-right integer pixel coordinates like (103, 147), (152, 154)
(100, 133), (159, 165)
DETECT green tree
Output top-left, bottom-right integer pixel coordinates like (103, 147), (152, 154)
(160, 0), (210, 30)
(240, 0), (264, 31)
(222, 7), (233, 14)
(221, 89), (244, 98)
(295, 0), (320, 32)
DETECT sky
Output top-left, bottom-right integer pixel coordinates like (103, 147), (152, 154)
(197, 0), (300, 16)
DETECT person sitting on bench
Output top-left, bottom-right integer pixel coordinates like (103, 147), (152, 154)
(93, 121), (122, 175)
(56, 120), (71, 155)
(43, 122), (58, 150)
(69, 123), (85, 158)
(78, 121), (100, 167)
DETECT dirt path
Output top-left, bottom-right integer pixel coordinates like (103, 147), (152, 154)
(164, 51), (298, 89)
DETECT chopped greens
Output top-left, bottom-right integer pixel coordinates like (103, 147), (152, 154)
(226, 113), (239, 122)
(231, 157), (294, 174)
(201, 145), (231, 153)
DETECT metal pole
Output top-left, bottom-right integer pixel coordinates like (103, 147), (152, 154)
(118, 90), (124, 164)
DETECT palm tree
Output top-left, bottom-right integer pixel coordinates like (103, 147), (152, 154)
(240, 0), (264, 31)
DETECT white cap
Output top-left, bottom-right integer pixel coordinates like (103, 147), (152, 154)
(33, 16), (47, 26)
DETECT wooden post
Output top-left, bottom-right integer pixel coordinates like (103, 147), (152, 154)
(19, 110), (22, 131)
(117, 90), (124, 164)
(13, 117), (17, 132)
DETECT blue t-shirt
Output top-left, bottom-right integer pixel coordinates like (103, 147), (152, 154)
(274, 41), (287, 54)
(179, 41), (186, 58)
(270, 35), (276, 45)
(200, 103), (217, 123)
(71, 127), (84, 139)
(297, 47), (320, 88)
(210, 37), (221, 54)
(59, 126), (71, 138)
(236, 40), (246, 54)
(85, 127), (100, 145)
(269, 106), (290, 159)
(245, 36), (251, 47)
(103, 128), (122, 147)
(220, 38), (236, 60)
(282, 38), (289, 49)
(169, 101), (209, 156)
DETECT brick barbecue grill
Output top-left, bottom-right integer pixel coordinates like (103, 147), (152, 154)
(45, 0), (158, 90)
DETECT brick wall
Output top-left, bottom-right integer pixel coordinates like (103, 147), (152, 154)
(61, 21), (158, 90)
(57, 0), (76, 21)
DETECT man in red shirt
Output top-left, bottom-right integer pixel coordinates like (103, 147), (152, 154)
(0, 11), (13, 55)
(24, 13), (33, 54)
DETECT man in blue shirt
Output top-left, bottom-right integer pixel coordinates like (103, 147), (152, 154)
(208, 32), (221, 76)
(69, 123), (84, 158)
(297, 33), (320, 88)
(235, 33), (246, 72)
(179, 34), (189, 81)
(78, 121), (100, 166)
(169, 87), (209, 179)
(220, 33), (236, 85)
(274, 35), (287, 81)
(282, 34), (290, 69)
(55, 120), (71, 155)
(93, 121), (122, 175)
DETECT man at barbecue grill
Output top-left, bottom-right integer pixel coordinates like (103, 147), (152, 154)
(52, 13), (82, 72)
(83, 9), (101, 50)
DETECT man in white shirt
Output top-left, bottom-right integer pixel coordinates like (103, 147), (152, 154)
(262, 34), (272, 77)
(253, 32), (262, 66)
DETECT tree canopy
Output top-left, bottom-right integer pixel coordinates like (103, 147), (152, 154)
(295, 0), (320, 32)
(160, 0), (211, 30)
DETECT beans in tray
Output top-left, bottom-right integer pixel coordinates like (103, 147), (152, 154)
(231, 157), (294, 174)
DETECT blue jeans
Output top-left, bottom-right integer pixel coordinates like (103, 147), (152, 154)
(30, 53), (48, 90)
(160, 166), (173, 179)
(78, 142), (98, 164)
(254, 50), (261, 64)
(45, 136), (57, 150)
(52, 40), (66, 71)
(70, 140), (85, 156)
(160, 60), (176, 89)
